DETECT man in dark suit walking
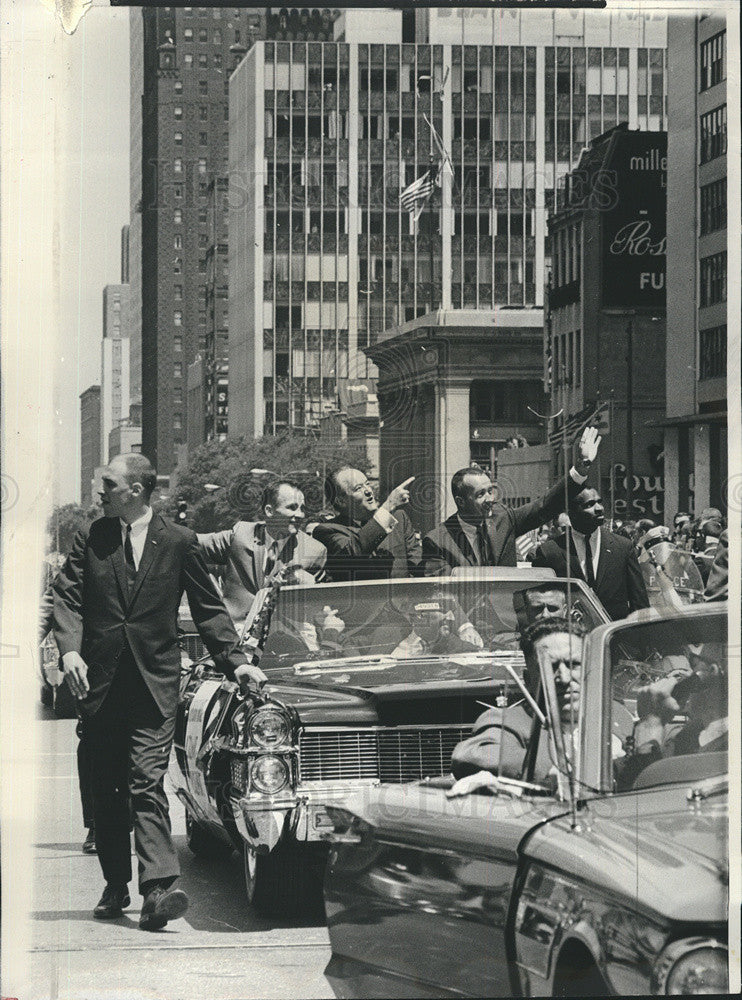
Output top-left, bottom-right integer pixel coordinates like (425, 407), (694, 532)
(422, 427), (601, 575)
(531, 487), (649, 620)
(312, 467), (422, 581)
(53, 454), (265, 929)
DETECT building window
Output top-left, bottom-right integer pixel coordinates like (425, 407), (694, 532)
(700, 31), (726, 91)
(174, 106), (183, 119)
(199, 28), (208, 42)
(213, 53), (222, 69)
(700, 251), (726, 306)
(213, 29), (222, 45)
(184, 53), (193, 67)
(198, 207), (207, 224)
(199, 105), (208, 121)
(174, 334), (183, 352)
(174, 362), (183, 379)
(174, 310), (182, 326)
(174, 234), (182, 249)
(173, 387), (183, 404)
(174, 184), (182, 199)
(700, 104), (727, 163)
(184, 27), (193, 41)
(198, 158), (207, 174)
(198, 259), (207, 274)
(700, 177), (726, 235)
(199, 80), (208, 95)
(199, 131), (208, 146)
(199, 54), (208, 68)
(174, 81), (183, 93)
(699, 324), (726, 380)
(173, 413), (182, 430)
(174, 208), (182, 225)
(174, 158), (183, 173)
(174, 284), (183, 300)
(198, 234), (207, 248)
(174, 257), (182, 274)
(174, 131), (183, 145)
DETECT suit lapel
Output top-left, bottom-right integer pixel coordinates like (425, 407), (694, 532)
(107, 518), (129, 603)
(128, 514), (164, 608)
(594, 526), (612, 592)
(250, 522), (268, 589)
(561, 532), (586, 582)
(444, 515), (477, 566)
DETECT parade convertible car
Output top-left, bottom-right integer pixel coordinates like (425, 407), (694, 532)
(322, 603), (729, 997)
(169, 571), (609, 915)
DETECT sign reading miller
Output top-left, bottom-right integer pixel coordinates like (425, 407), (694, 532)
(602, 129), (667, 310)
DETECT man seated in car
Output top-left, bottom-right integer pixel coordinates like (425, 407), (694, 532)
(615, 642), (727, 789)
(391, 592), (482, 659)
(450, 617), (586, 785)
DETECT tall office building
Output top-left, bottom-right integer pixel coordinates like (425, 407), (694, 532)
(128, 6), (257, 475)
(80, 385), (102, 505)
(204, 176), (229, 442)
(100, 284), (131, 463)
(229, 8), (667, 440)
(664, 12), (728, 518)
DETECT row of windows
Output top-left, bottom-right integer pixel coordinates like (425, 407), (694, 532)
(700, 105), (727, 164)
(700, 178), (726, 236)
(552, 330), (583, 388)
(552, 224), (581, 289)
(699, 324), (726, 380)
(182, 27), (223, 44)
(700, 31), (726, 92)
(172, 208), (208, 225)
(174, 131), (210, 145)
(173, 158), (208, 175)
(174, 104), (216, 121)
(699, 251), (726, 307)
(171, 257), (209, 275)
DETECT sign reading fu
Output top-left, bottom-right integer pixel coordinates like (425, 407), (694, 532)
(602, 131), (667, 310)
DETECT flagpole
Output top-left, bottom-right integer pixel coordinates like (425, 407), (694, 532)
(429, 153), (436, 313)
(609, 390), (616, 528)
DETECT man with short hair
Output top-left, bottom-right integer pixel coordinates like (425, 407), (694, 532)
(531, 486), (649, 620)
(53, 453), (265, 930)
(422, 427), (601, 576)
(312, 467), (422, 582)
(197, 480), (327, 622)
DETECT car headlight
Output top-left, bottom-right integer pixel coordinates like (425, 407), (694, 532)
(654, 938), (728, 995)
(246, 706), (291, 749)
(250, 754), (290, 794)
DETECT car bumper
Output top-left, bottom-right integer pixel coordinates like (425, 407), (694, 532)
(231, 781), (379, 852)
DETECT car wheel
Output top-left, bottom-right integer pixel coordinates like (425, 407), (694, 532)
(553, 944), (609, 997)
(243, 839), (328, 918)
(185, 812), (233, 858)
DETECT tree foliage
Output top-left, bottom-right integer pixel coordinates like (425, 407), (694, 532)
(47, 502), (102, 555)
(160, 434), (372, 532)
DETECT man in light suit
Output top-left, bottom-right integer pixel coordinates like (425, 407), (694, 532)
(531, 487), (649, 620)
(423, 427), (601, 576)
(54, 454), (265, 929)
(197, 480), (327, 624)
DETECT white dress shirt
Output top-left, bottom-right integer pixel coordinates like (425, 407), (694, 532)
(120, 506), (153, 571)
(698, 717), (728, 748)
(571, 527), (601, 581)
(457, 515), (486, 564)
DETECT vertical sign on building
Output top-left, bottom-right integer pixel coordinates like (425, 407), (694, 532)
(602, 131), (667, 309)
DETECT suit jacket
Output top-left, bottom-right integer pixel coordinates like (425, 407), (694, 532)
(531, 525), (649, 620)
(451, 705), (550, 781)
(704, 529), (728, 602)
(53, 514), (248, 718)
(197, 521), (327, 622)
(422, 475), (581, 576)
(312, 508), (422, 582)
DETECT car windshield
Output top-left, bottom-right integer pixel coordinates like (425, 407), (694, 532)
(260, 576), (605, 669)
(609, 613), (728, 791)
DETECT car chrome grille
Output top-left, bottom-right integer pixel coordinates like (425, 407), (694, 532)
(180, 632), (206, 662)
(298, 725), (469, 784)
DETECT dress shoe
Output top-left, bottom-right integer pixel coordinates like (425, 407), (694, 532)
(93, 884), (130, 919)
(139, 884), (189, 931)
(82, 828), (97, 854)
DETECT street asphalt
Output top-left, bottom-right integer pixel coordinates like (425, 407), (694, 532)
(21, 706), (334, 1000)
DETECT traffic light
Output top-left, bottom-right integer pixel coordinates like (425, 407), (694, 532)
(176, 500), (188, 525)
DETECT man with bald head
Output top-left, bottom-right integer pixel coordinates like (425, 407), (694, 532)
(53, 453), (264, 931)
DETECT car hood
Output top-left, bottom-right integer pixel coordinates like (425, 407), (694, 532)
(262, 650), (522, 725)
(526, 780), (728, 923)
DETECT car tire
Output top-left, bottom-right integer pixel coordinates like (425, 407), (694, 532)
(185, 812), (233, 858)
(243, 839), (328, 918)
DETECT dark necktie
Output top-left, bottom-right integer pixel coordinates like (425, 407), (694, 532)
(476, 521), (493, 566)
(124, 524), (137, 593)
(583, 532), (596, 588)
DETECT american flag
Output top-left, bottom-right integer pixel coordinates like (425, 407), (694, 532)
(400, 168), (437, 222)
(516, 529), (538, 563)
(547, 402), (601, 452)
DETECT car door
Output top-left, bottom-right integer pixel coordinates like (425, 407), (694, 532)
(325, 782), (567, 997)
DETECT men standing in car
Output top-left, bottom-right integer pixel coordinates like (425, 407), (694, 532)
(313, 467), (422, 581)
(197, 479), (327, 624)
(53, 453), (265, 930)
(422, 427), (602, 575)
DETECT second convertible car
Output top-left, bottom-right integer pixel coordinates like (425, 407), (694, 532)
(322, 603), (730, 997)
(169, 571), (608, 915)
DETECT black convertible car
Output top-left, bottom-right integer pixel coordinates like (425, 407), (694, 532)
(169, 571), (608, 916)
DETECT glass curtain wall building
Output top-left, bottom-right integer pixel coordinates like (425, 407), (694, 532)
(229, 13), (667, 438)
